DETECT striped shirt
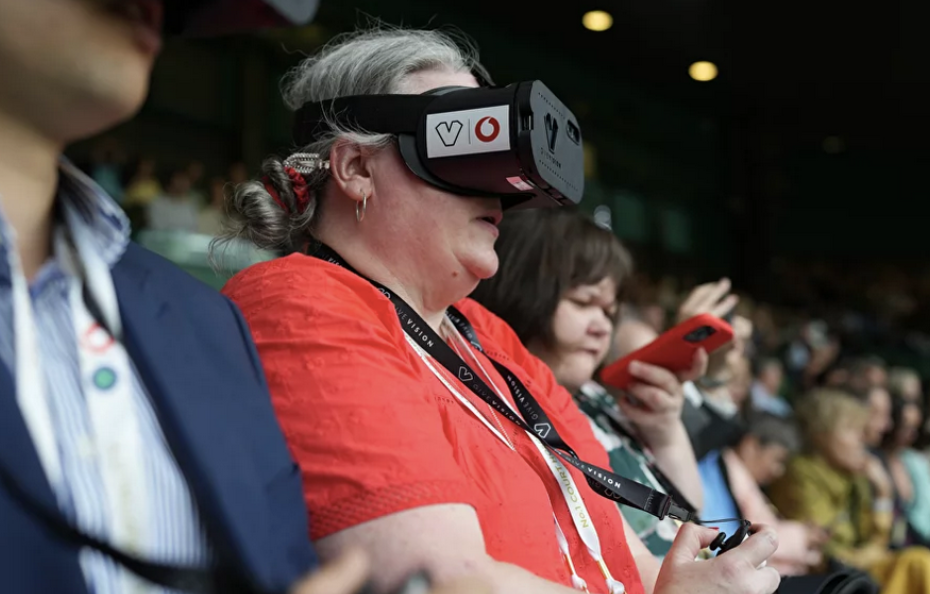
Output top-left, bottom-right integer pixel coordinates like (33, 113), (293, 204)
(0, 161), (211, 594)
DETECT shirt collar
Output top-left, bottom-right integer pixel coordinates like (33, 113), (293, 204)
(0, 158), (130, 288)
(56, 158), (130, 268)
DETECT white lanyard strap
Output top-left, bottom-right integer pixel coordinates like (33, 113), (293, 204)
(409, 320), (624, 594)
(554, 514), (590, 592)
(9, 203), (151, 592)
(533, 441), (625, 594)
(57, 210), (151, 560)
(9, 241), (63, 494)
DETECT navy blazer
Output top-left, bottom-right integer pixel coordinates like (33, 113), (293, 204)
(0, 243), (318, 593)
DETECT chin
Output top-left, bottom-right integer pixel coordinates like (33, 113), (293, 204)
(59, 71), (151, 140)
(461, 249), (499, 281)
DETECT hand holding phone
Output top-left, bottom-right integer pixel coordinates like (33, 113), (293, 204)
(600, 314), (734, 391)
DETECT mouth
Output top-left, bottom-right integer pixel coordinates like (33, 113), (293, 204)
(580, 348), (604, 361)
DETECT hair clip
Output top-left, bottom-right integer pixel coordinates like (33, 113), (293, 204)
(283, 152), (330, 175)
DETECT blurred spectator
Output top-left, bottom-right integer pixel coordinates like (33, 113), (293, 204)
(880, 391), (930, 547)
(848, 357), (890, 394)
(186, 160), (207, 206)
(750, 358), (792, 417)
(228, 161), (249, 185)
(89, 137), (125, 203)
(785, 320), (840, 391)
(123, 156), (162, 207)
(734, 412), (799, 487)
(147, 169), (199, 233)
(198, 176), (228, 237)
(770, 389), (930, 593)
(860, 385), (894, 450)
(888, 367), (922, 402)
(726, 413), (825, 576)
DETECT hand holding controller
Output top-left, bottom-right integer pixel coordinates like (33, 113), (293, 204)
(708, 519), (752, 555)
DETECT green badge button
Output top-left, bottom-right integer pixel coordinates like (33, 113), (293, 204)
(93, 367), (117, 390)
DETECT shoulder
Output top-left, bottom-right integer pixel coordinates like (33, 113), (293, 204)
(454, 297), (532, 361)
(224, 253), (399, 330)
(117, 242), (235, 311)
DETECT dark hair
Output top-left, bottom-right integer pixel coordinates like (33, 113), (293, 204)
(743, 411), (801, 454)
(751, 356), (783, 378)
(470, 208), (633, 349)
(881, 392), (923, 450)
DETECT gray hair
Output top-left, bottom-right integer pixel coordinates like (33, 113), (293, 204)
(744, 411), (801, 454)
(214, 27), (488, 256)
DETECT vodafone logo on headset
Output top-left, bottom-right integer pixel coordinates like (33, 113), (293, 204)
(426, 105), (510, 158)
(474, 116), (501, 143)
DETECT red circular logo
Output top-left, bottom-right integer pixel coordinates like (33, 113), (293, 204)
(475, 116), (501, 143)
(81, 322), (115, 354)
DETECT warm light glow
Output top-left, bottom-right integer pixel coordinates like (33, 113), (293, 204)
(583, 10), (613, 32)
(689, 61), (718, 82)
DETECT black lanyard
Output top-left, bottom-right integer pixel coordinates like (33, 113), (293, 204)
(574, 387), (699, 518)
(312, 244), (693, 522)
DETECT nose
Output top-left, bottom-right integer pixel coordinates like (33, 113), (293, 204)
(588, 312), (613, 339)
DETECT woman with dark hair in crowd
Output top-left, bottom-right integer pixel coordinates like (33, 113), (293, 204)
(218, 27), (780, 594)
(472, 207), (846, 578)
(470, 208), (707, 568)
(879, 378), (930, 547)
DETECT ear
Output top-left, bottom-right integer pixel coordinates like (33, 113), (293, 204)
(328, 139), (374, 204)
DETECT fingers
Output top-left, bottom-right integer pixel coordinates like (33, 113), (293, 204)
(730, 525), (779, 569)
(679, 348), (708, 382)
(629, 361), (680, 394)
(679, 279), (737, 322)
(626, 384), (674, 414)
(290, 549), (370, 594)
(753, 566), (781, 594)
(666, 523), (721, 564)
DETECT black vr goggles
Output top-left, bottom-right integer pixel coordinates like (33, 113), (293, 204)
(293, 81), (585, 209)
(163, 0), (318, 37)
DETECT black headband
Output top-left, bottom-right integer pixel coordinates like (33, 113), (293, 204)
(292, 95), (435, 146)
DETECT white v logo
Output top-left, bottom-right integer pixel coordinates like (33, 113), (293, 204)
(435, 120), (464, 147)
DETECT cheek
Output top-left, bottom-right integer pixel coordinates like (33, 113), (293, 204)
(551, 304), (586, 347)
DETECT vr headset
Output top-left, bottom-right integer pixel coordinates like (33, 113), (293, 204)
(163, 0), (319, 37)
(293, 81), (585, 210)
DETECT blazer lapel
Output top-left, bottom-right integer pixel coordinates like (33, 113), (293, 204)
(0, 361), (59, 511)
(112, 253), (271, 585)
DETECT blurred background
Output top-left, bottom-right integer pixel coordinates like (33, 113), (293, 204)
(66, 0), (930, 377)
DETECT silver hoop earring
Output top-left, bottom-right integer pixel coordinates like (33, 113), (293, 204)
(356, 193), (367, 223)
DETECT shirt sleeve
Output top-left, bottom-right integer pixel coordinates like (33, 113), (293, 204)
(227, 262), (481, 540)
(722, 450), (813, 572)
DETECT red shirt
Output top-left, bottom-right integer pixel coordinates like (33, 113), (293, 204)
(223, 254), (644, 594)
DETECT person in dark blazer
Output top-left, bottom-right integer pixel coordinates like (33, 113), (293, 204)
(0, 1), (326, 593)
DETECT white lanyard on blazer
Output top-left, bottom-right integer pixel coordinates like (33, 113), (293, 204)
(405, 322), (625, 594)
(9, 202), (151, 592)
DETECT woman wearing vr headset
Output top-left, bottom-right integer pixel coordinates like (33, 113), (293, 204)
(220, 28), (780, 594)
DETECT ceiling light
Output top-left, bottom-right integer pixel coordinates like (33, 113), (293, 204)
(689, 61), (718, 82)
(583, 10), (613, 32)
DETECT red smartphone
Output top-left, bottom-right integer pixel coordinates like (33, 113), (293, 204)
(600, 314), (734, 390)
